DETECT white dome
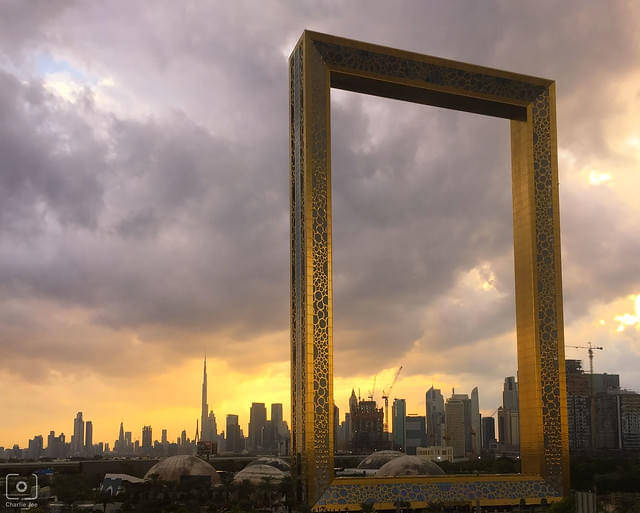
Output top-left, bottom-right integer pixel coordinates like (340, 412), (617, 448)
(233, 464), (287, 485)
(247, 457), (291, 472)
(357, 450), (404, 469)
(376, 455), (444, 477)
(144, 455), (220, 484)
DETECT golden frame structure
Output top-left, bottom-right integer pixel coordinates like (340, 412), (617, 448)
(289, 31), (569, 509)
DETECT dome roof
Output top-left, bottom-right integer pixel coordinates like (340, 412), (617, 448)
(233, 464), (287, 485)
(247, 457), (291, 472)
(376, 455), (445, 477)
(144, 455), (220, 484)
(357, 450), (404, 469)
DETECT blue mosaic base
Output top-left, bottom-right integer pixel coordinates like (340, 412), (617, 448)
(316, 478), (562, 506)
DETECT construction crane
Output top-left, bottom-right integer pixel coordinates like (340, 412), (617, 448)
(566, 341), (603, 379)
(367, 375), (377, 401)
(567, 341), (603, 450)
(381, 366), (403, 435)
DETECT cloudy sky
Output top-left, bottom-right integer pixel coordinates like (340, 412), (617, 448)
(1, 1), (640, 448)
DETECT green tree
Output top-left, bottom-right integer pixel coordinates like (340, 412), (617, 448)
(51, 473), (93, 512)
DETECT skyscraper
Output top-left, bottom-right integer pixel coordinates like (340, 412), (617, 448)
(405, 415), (427, 455)
(47, 431), (57, 458)
(206, 411), (217, 441)
(445, 395), (466, 458)
(392, 398), (406, 451)
(271, 403), (283, 428)
(249, 403), (267, 451)
(85, 421), (93, 455)
(445, 389), (477, 458)
(72, 412), (84, 456)
(333, 404), (339, 452)
(426, 387), (445, 447)
(142, 426), (152, 454)
(349, 389), (358, 414)
(348, 389), (358, 442)
(201, 355), (210, 442)
(503, 376), (519, 411)
(115, 422), (126, 455)
(481, 416), (496, 450)
(226, 414), (243, 453)
(498, 376), (520, 449)
(471, 387), (481, 455)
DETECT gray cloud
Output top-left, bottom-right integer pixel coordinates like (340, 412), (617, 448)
(0, 0), (639, 407)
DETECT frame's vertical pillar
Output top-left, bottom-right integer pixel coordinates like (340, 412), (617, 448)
(511, 86), (569, 494)
(290, 32), (334, 506)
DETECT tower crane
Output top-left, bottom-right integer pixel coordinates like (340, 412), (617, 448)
(381, 366), (403, 435)
(566, 341), (603, 380)
(566, 341), (603, 449)
(368, 375), (377, 401)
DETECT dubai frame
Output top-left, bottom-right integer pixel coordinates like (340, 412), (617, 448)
(289, 31), (569, 509)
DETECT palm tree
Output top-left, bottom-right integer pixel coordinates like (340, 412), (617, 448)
(257, 477), (274, 510)
(278, 475), (295, 513)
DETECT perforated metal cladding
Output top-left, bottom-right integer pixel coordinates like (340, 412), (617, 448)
(531, 90), (564, 490)
(289, 41), (306, 493)
(290, 39), (335, 503)
(313, 41), (545, 103)
(308, 41), (333, 496)
(290, 31), (568, 508)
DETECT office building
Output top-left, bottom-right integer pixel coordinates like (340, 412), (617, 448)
(28, 435), (44, 460)
(481, 416), (496, 450)
(471, 387), (481, 454)
(426, 387), (445, 447)
(445, 395), (466, 458)
(142, 426), (152, 453)
(85, 421), (93, 456)
(72, 412), (84, 456)
(416, 445), (454, 462)
(249, 403), (267, 451)
(405, 414), (427, 455)
(498, 377), (520, 450)
(226, 414), (244, 453)
(392, 398), (407, 451)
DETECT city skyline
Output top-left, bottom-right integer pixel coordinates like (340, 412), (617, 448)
(3, 360), (636, 450)
(2, 2), (640, 448)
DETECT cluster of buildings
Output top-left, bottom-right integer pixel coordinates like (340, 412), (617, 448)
(334, 381), (511, 460)
(1, 412), (103, 461)
(0, 357), (290, 461)
(565, 359), (640, 450)
(335, 361), (640, 461)
(197, 356), (291, 456)
(3, 357), (640, 463)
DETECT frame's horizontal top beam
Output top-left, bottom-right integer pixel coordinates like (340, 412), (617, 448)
(305, 30), (553, 88)
(301, 30), (553, 121)
(331, 71), (528, 120)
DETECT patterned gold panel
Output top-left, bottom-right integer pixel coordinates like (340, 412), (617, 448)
(316, 476), (561, 509)
(289, 31), (569, 508)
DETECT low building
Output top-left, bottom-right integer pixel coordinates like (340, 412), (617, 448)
(416, 445), (454, 463)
